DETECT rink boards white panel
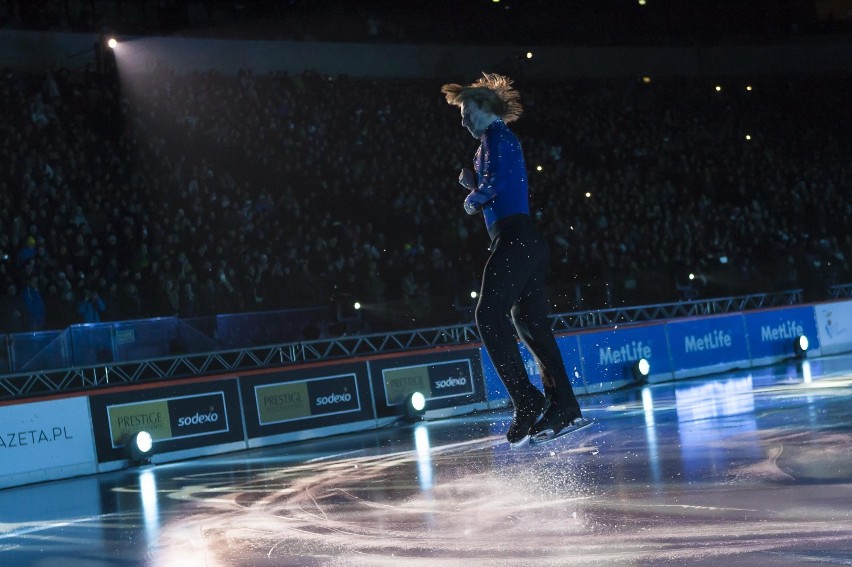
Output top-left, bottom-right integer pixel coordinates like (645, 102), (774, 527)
(0, 397), (98, 489)
(815, 300), (852, 356)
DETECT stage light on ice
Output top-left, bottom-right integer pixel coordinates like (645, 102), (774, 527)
(633, 358), (651, 381)
(405, 392), (427, 421)
(794, 335), (809, 358)
(127, 431), (154, 465)
(108, 38), (118, 49)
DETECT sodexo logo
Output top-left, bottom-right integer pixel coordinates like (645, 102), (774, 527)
(434, 376), (468, 389)
(315, 392), (353, 406)
(177, 411), (220, 427)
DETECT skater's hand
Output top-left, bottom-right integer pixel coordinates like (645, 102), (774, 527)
(458, 168), (476, 191)
(463, 192), (483, 215)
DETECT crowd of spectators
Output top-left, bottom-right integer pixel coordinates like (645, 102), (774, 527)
(0, 64), (850, 335)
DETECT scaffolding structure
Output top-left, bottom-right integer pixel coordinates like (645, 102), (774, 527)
(0, 289), (805, 401)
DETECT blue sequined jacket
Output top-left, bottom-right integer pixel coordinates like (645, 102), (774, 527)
(464, 119), (530, 232)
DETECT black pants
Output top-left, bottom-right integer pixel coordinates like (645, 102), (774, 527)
(475, 215), (579, 409)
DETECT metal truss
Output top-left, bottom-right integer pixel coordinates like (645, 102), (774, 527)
(550, 290), (803, 332)
(829, 284), (852, 298)
(0, 324), (482, 401)
(0, 290), (802, 401)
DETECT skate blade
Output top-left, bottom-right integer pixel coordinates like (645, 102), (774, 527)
(529, 418), (593, 445)
(509, 435), (531, 449)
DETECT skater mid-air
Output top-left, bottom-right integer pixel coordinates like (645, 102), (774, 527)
(442, 73), (589, 446)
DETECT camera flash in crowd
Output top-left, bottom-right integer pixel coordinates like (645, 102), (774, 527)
(715, 85), (722, 92)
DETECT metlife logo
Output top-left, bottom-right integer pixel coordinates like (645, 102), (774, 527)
(598, 340), (651, 365)
(667, 315), (750, 374)
(579, 325), (671, 388)
(745, 307), (819, 361)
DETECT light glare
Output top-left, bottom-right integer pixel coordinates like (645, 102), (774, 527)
(135, 431), (153, 453)
(108, 38), (117, 49)
(411, 392), (426, 411)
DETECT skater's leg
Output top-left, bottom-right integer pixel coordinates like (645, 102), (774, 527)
(477, 235), (544, 442)
(511, 245), (583, 438)
(511, 266), (581, 415)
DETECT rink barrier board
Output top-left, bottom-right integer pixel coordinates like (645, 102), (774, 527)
(0, 396), (98, 489)
(239, 361), (375, 440)
(0, 302), (847, 489)
(479, 304), (827, 403)
(814, 299), (852, 356)
(88, 378), (246, 468)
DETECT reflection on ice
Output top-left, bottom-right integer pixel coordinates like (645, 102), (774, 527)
(674, 376), (756, 423)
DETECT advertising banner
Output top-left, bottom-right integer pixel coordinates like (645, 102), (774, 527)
(666, 314), (751, 378)
(89, 379), (244, 463)
(815, 300), (852, 355)
(578, 323), (671, 390)
(481, 335), (585, 404)
(744, 306), (820, 364)
(371, 349), (485, 418)
(241, 362), (375, 439)
(105, 391), (230, 448)
(0, 396), (97, 488)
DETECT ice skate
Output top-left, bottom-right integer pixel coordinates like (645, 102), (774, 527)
(528, 402), (591, 446)
(506, 388), (546, 447)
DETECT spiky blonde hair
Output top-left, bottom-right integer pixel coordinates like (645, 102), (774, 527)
(441, 72), (523, 123)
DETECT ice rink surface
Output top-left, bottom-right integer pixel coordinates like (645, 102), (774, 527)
(2, 354), (851, 566)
